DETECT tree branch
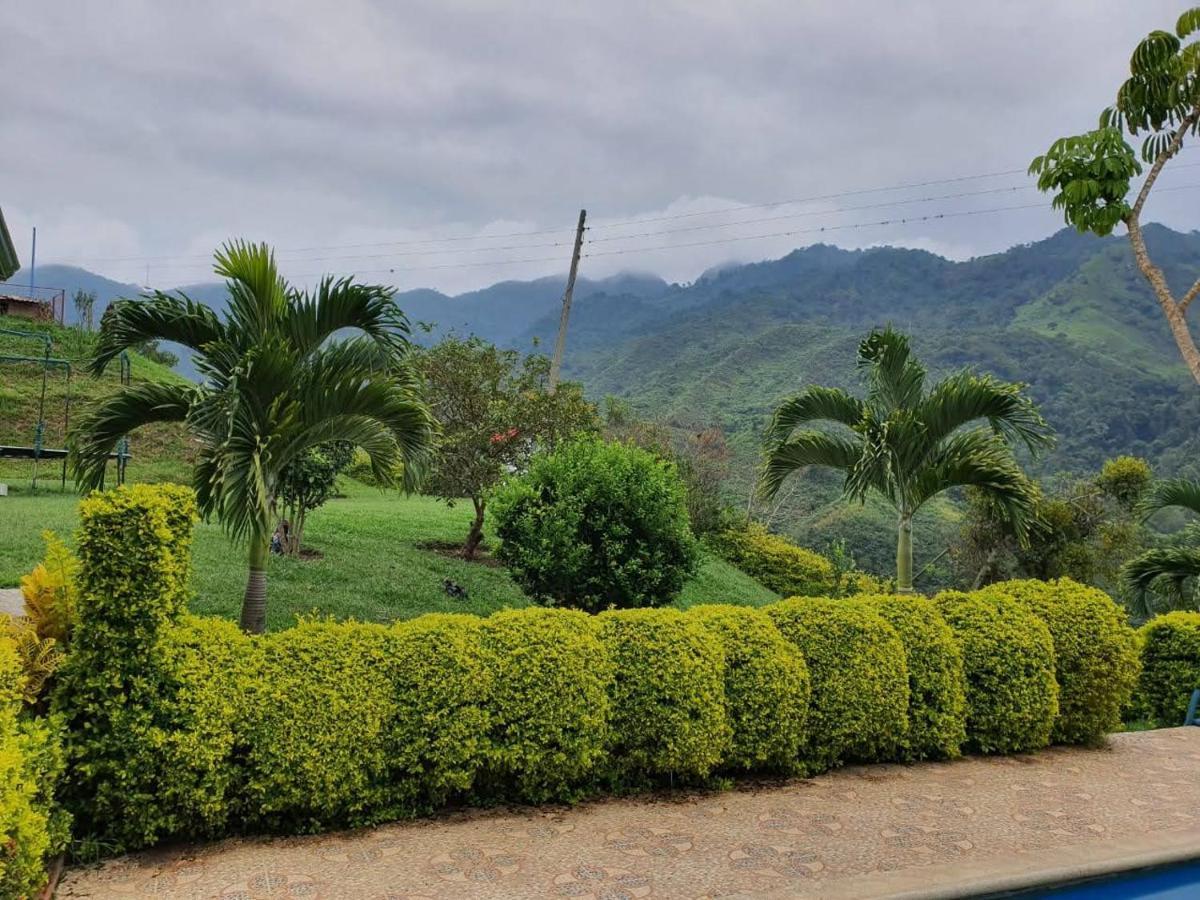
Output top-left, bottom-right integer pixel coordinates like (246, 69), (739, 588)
(1180, 277), (1200, 314)
(1130, 103), (1200, 221)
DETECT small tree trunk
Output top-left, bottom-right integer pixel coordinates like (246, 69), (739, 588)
(240, 536), (270, 634)
(463, 497), (486, 559)
(896, 512), (914, 594)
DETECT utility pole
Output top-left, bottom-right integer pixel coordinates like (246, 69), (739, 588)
(549, 208), (586, 390)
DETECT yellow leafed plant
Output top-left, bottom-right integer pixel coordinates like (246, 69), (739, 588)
(20, 530), (79, 643)
(0, 613), (64, 704)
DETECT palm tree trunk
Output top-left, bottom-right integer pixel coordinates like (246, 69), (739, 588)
(240, 535), (270, 634)
(896, 512), (914, 594)
(463, 497), (486, 560)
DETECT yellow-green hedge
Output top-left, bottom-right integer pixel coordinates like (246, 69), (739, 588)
(1137, 611), (1200, 727)
(688, 605), (809, 772)
(597, 608), (730, 781)
(711, 523), (836, 596)
(1, 635), (67, 899)
(983, 579), (1140, 745)
(479, 608), (612, 802)
(934, 591), (1059, 754)
(855, 595), (967, 761)
(767, 597), (909, 771)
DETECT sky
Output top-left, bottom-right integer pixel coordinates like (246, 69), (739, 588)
(4, 0), (1198, 295)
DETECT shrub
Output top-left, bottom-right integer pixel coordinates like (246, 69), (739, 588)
(855, 594), (967, 760)
(687, 605), (809, 772)
(385, 613), (492, 813)
(1137, 611), (1200, 727)
(597, 608), (730, 781)
(984, 579), (1139, 744)
(53, 483), (199, 850)
(934, 591), (1059, 754)
(240, 619), (397, 830)
(1, 635), (67, 899)
(711, 523), (836, 596)
(19, 531), (79, 643)
(492, 436), (699, 612)
(478, 608), (612, 802)
(766, 598), (908, 771)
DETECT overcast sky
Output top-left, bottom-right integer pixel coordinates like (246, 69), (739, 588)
(4, 0), (1198, 295)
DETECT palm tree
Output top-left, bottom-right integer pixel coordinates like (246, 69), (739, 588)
(760, 327), (1053, 592)
(1123, 478), (1200, 616)
(71, 241), (436, 633)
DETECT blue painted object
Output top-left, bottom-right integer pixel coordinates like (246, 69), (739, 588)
(1186, 688), (1200, 726)
(1028, 859), (1200, 898)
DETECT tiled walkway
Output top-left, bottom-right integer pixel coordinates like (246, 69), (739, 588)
(60, 728), (1200, 899)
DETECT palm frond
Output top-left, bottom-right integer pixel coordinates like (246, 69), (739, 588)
(1123, 547), (1200, 615)
(1138, 477), (1200, 519)
(857, 326), (926, 412)
(759, 432), (862, 500)
(285, 276), (413, 359)
(213, 240), (287, 339)
(919, 370), (1055, 453)
(70, 382), (200, 490)
(907, 429), (1037, 538)
(764, 386), (864, 443)
(90, 293), (225, 375)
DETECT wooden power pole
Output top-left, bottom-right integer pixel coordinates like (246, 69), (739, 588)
(549, 208), (586, 390)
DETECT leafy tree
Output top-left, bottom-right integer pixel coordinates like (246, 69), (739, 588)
(1124, 477), (1200, 616)
(276, 441), (355, 554)
(760, 327), (1052, 593)
(492, 436), (699, 612)
(955, 456), (1151, 591)
(417, 335), (597, 558)
(1030, 7), (1200, 383)
(73, 289), (96, 332)
(71, 241), (435, 633)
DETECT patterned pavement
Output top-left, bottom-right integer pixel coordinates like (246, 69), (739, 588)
(59, 728), (1200, 899)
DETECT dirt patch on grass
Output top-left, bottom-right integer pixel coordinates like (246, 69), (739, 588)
(417, 540), (504, 568)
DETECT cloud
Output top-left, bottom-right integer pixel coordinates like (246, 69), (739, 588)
(3, 0), (1194, 294)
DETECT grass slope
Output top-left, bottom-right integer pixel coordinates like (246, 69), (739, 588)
(0, 479), (776, 629)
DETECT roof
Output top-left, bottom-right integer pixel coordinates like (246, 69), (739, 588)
(0, 207), (17, 281)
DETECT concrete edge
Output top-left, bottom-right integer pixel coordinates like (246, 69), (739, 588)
(812, 826), (1200, 899)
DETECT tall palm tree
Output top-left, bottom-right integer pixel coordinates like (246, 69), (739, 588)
(760, 327), (1053, 592)
(71, 241), (435, 633)
(1124, 478), (1200, 616)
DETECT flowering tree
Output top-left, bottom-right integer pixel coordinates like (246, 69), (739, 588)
(417, 335), (599, 557)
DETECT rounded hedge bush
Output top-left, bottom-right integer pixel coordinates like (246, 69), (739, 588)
(478, 608), (613, 802)
(1137, 611), (1200, 727)
(491, 436), (699, 612)
(597, 608), (731, 781)
(766, 598), (909, 771)
(934, 591), (1059, 754)
(983, 579), (1139, 745)
(385, 613), (492, 813)
(687, 604), (810, 772)
(239, 619), (397, 830)
(709, 523), (835, 596)
(855, 595), (967, 761)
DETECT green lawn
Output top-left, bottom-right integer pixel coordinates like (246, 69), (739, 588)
(0, 479), (776, 629)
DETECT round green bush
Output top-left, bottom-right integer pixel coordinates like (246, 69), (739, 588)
(385, 613), (492, 813)
(766, 597), (909, 771)
(478, 608), (613, 802)
(855, 594), (967, 761)
(934, 591), (1059, 754)
(687, 605), (810, 772)
(1137, 611), (1200, 727)
(597, 608), (731, 781)
(491, 436), (700, 612)
(239, 619), (397, 830)
(983, 579), (1139, 745)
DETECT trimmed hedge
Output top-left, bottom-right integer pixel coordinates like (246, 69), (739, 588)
(711, 523), (836, 596)
(934, 591), (1059, 754)
(767, 598), (909, 771)
(1137, 612), (1200, 727)
(688, 605), (810, 772)
(984, 579), (1140, 745)
(597, 608), (730, 781)
(479, 608), (612, 802)
(856, 595), (967, 761)
(1, 635), (67, 899)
